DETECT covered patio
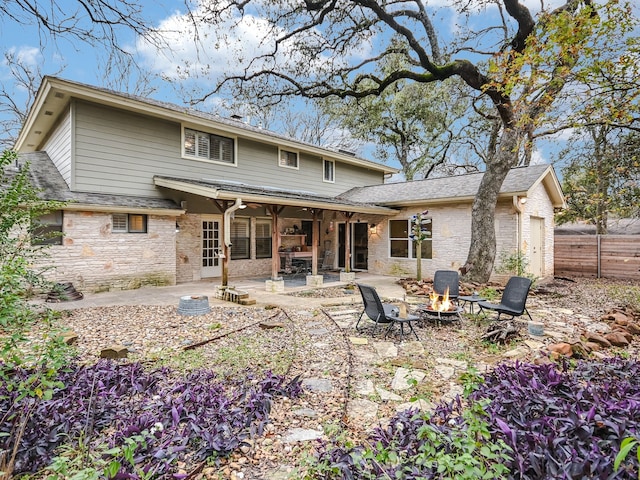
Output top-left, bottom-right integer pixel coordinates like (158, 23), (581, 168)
(154, 176), (397, 291)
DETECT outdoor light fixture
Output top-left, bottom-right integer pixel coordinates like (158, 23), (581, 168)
(175, 222), (180, 233)
(369, 223), (378, 234)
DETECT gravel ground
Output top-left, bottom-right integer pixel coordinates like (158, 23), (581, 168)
(27, 277), (640, 479)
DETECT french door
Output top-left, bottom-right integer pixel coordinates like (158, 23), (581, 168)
(201, 215), (222, 278)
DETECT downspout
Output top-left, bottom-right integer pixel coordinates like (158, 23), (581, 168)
(224, 198), (245, 247)
(221, 198), (245, 287)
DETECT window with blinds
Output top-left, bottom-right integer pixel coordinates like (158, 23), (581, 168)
(230, 218), (250, 259)
(279, 149), (298, 168)
(32, 210), (63, 245)
(255, 220), (272, 258)
(323, 159), (335, 182)
(112, 213), (148, 233)
(184, 128), (235, 164)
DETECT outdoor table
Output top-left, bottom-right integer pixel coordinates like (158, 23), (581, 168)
(459, 295), (486, 314)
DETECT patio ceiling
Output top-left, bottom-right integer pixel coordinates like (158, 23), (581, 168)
(153, 176), (398, 215)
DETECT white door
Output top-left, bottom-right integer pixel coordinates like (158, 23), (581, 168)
(201, 216), (222, 278)
(530, 217), (544, 277)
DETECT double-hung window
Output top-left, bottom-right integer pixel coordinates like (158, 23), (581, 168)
(323, 159), (335, 182)
(184, 128), (235, 164)
(230, 218), (250, 260)
(389, 218), (432, 259)
(279, 149), (299, 169)
(255, 220), (272, 259)
(112, 213), (147, 233)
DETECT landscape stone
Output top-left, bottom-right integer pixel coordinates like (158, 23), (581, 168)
(605, 332), (630, 347)
(61, 332), (79, 345)
(301, 378), (333, 393)
(391, 367), (426, 391)
(400, 341), (425, 355)
(548, 342), (573, 356)
(585, 332), (612, 348)
(395, 398), (434, 413)
(347, 398), (379, 424)
(308, 328), (330, 336)
(354, 379), (375, 396)
(585, 322), (612, 334)
(372, 341), (398, 358)
(435, 365), (455, 380)
(502, 346), (529, 358)
(376, 386), (403, 402)
(349, 337), (369, 345)
(100, 345), (128, 359)
(259, 321), (285, 329)
(435, 357), (467, 368)
(292, 408), (318, 418)
(628, 323), (640, 335)
(441, 383), (464, 403)
(282, 428), (323, 443)
(523, 339), (545, 350)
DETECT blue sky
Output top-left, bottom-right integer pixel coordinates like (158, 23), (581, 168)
(0, 0), (610, 172)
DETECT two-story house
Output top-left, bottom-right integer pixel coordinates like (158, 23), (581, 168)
(13, 77), (564, 292)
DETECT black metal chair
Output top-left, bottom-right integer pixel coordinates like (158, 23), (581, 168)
(356, 283), (420, 340)
(477, 276), (533, 321)
(433, 270), (460, 303)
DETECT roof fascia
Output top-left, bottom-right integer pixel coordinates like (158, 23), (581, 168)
(154, 177), (397, 215)
(525, 165), (566, 208)
(14, 78), (55, 150)
(30, 77), (397, 175)
(63, 203), (185, 216)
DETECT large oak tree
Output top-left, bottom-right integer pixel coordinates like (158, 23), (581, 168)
(185, 0), (636, 282)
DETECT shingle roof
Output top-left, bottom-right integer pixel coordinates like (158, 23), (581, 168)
(339, 164), (554, 205)
(17, 152), (180, 210)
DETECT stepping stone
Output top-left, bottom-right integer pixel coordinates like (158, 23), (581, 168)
(292, 408), (318, 418)
(308, 328), (330, 336)
(395, 398), (434, 413)
(391, 367), (426, 391)
(502, 346), (529, 358)
(400, 341), (424, 356)
(347, 398), (379, 424)
(349, 337), (368, 345)
(436, 365), (456, 380)
(331, 309), (360, 315)
(524, 340), (545, 350)
(302, 378), (333, 393)
(435, 357), (467, 368)
(376, 386), (403, 402)
(282, 428), (323, 443)
(441, 383), (465, 403)
(354, 379), (375, 396)
(372, 341), (398, 358)
(260, 321), (285, 329)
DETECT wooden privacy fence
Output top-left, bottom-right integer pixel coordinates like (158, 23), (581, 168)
(554, 235), (640, 279)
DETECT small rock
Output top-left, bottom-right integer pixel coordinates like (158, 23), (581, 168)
(354, 379), (375, 396)
(548, 343), (573, 357)
(502, 346), (529, 358)
(100, 345), (128, 359)
(260, 321), (285, 329)
(395, 398), (433, 412)
(349, 337), (369, 345)
(585, 332), (612, 348)
(292, 408), (318, 418)
(627, 323), (640, 335)
(301, 378), (333, 393)
(61, 332), (79, 345)
(435, 365), (455, 380)
(372, 341), (398, 358)
(282, 428), (323, 443)
(376, 387), (403, 401)
(523, 340), (545, 351)
(605, 332), (630, 347)
(585, 341), (602, 351)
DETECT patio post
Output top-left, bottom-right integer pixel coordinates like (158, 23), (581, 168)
(268, 205), (285, 280)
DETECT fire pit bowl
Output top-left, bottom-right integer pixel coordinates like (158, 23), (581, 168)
(417, 303), (464, 322)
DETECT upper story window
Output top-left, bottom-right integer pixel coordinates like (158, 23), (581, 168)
(112, 213), (147, 233)
(279, 149), (299, 169)
(32, 210), (63, 245)
(323, 159), (335, 183)
(184, 128), (235, 165)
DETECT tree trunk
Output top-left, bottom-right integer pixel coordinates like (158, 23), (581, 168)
(464, 127), (522, 283)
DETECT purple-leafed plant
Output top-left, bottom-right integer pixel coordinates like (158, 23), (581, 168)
(307, 357), (640, 479)
(0, 359), (302, 477)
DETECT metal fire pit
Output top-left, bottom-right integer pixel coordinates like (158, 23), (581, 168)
(417, 304), (464, 323)
(177, 295), (211, 316)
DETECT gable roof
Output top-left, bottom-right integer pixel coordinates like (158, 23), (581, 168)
(339, 164), (566, 208)
(15, 76), (397, 175)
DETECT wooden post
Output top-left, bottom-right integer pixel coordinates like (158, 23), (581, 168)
(213, 200), (232, 287)
(268, 205), (285, 280)
(311, 209), (322, 276)
(344, 212), (354, 272)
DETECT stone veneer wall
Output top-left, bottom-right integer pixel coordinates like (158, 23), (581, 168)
(43, 210), (177, 292)
(366, 202), (518, 281)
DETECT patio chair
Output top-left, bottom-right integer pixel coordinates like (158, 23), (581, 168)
(477, 276), (533, 321)
(433, 270), (460, 303)
(356, 283), (420, 340)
